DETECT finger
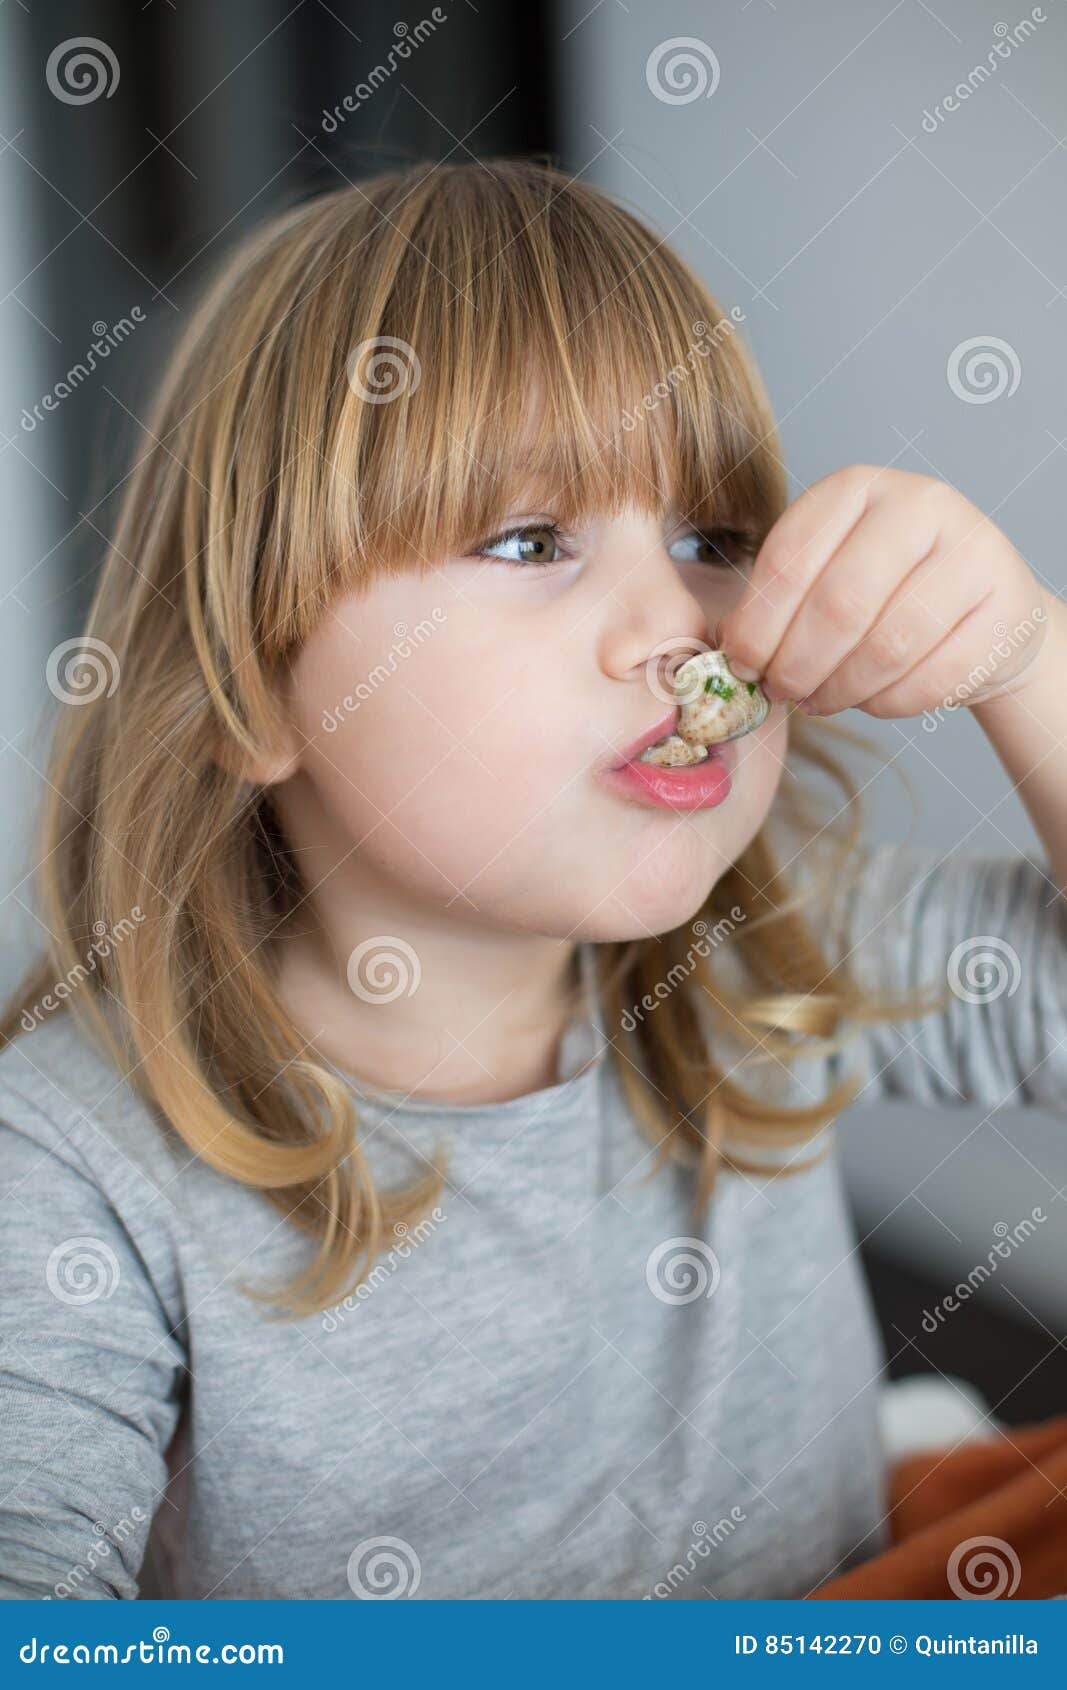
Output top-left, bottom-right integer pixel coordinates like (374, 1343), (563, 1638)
(760, 493), (942, 704)
(857, 597), (1006, 719)
(719, 466), (878, 679)
(802, 550), (991, 715)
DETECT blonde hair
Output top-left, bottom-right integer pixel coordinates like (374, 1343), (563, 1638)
(1, 158), (931, 1317)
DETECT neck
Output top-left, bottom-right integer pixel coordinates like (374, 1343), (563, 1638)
(272, 903), (583, 1107)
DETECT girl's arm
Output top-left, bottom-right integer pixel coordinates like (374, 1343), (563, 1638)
(968, 595), (1067, 897)
(810, 836), (1067, 1112)
(0, 1104), (184, 1598)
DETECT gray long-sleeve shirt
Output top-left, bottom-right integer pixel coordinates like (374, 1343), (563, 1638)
(1, 840), (1065, 1600)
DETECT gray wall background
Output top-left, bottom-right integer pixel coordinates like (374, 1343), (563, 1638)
(558, 0), (1067, 1332)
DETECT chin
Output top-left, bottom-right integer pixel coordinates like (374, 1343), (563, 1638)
(570, 879), (724, 946)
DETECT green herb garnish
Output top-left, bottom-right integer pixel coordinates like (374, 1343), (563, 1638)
(704, 674), (736, 700)
(746, 680), (757, 695)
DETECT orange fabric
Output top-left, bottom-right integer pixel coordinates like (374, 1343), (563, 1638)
(809, 1413), (1067, 1599)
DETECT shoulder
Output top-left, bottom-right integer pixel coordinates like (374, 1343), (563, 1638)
(0, 1002), (187, 1194)
(0, 1000), (321, 1318)
(0, 1005), (196, 1326)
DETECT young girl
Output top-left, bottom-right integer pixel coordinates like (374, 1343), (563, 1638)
(1, 158), (1064, 1602)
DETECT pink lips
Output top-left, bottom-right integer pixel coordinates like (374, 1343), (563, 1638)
(613, 708), (681, 768)
(601, 711), (736, 812)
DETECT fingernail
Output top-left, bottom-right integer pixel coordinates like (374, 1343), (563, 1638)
(728, 661), (759, 682)
(796, 698), (818, 714)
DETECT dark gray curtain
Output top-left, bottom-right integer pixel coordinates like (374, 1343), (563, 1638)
(13, 0), (561, 627)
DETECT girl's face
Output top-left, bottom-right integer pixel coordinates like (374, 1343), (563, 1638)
(273, 502), (788, 943)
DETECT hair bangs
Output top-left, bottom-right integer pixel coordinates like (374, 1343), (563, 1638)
(315, 164), (786, 606)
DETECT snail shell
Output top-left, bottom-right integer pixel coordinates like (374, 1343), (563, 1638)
(637, 732), (709, 768)
(674, 651), (770, 746)
(637, 651), (770, 763)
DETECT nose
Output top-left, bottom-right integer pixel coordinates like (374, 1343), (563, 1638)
(597, 544), (711, 683)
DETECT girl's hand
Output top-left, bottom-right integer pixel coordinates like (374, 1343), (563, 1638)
(718, 464), (1055, 720)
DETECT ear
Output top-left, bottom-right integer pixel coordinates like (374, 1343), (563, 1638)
(210, 725), (303, 787)
(210, 657), (306, 786)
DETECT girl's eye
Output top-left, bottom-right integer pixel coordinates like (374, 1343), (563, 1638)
(471, 524), (567, 567)
(667, 528), (754, 570)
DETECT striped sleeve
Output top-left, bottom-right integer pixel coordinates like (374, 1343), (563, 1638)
(824, 842), (1067, 1110)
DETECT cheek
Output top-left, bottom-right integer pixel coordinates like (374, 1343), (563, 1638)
(738, 708), (788, 807)
(295, 631), (577, 898)
(717, 708), (789, 851)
